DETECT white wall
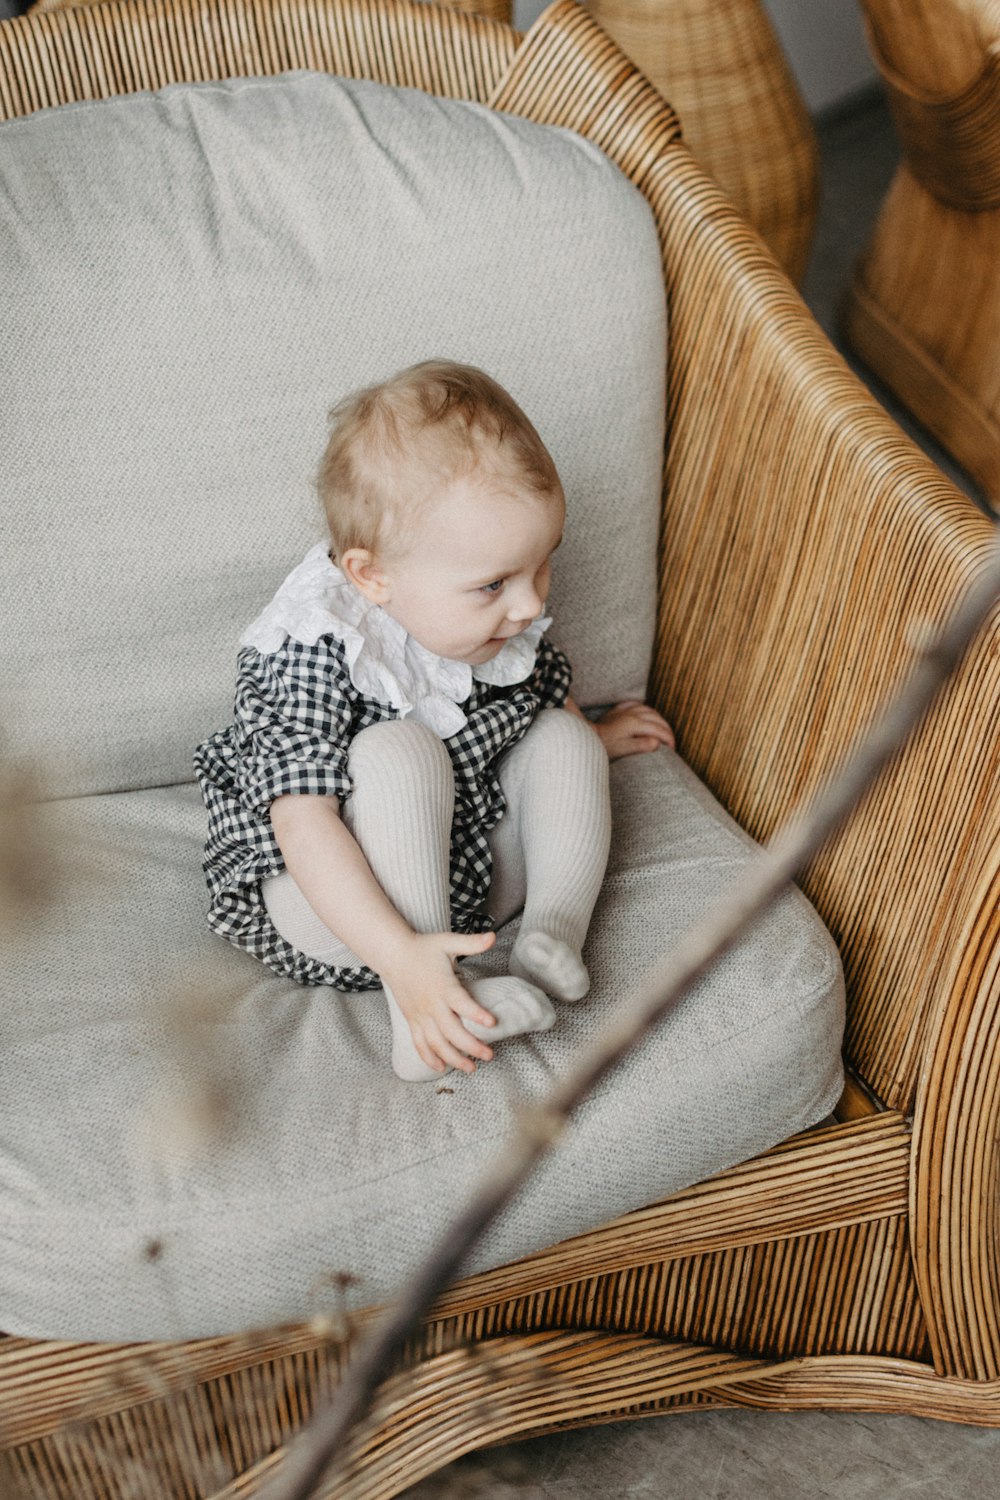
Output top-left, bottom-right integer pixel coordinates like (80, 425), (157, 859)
(763, 0), (875, 113)
(513, 0), (877, 116)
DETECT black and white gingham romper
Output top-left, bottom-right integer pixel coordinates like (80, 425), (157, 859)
(194, 629), (572, 991)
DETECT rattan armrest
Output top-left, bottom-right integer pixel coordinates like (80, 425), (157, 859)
(631, 132), (1000, 1377)
(644, 145), (997, 1111)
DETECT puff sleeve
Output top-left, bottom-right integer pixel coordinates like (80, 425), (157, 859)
(232, 638), (355, 814)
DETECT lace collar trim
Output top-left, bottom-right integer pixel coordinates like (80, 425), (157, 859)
(240, 543), (550, 738)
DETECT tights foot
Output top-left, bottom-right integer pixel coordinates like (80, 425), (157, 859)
(387, 974), (555, 1083)
(510, 929), (590, 1002)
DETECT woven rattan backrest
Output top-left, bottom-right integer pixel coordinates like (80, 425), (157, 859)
(0, 0), (517, 116)
(3, 0), (998, 1121)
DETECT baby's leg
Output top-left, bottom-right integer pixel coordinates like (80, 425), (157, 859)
(263, 718), (553, 1081)
(346, 722), (555, 1077)
(483, 797), (528, 929)
(497, 708), (611, 1001)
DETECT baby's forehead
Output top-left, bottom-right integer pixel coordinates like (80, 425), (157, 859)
(408, 476), (563, 562)
(379, 424), (564, 557)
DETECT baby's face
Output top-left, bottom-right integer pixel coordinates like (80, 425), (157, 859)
(374, 472), (565, 664)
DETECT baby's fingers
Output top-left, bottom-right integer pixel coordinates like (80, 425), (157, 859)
(426, 1020), (484, 1075)
(634, 734), (668, 754)
(440, 929), (496, 960)
(408, 1025), (449, 1075)
(449, 981), (498, 1034)
(625, 707), (675, 747)
(410, 1013), (478, 1074)
(644, 719), (675, 748)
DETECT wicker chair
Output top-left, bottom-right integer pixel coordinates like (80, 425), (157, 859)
(845, 0), (1000, 510)
(0, 0), (998, 1495)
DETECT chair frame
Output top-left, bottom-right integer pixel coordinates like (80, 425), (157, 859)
(1, 0), (999, 1494)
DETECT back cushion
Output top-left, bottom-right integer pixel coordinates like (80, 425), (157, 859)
(1, 72), (666, 796)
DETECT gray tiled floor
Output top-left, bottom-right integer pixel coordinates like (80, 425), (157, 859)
(403, 88), (1000, 1500)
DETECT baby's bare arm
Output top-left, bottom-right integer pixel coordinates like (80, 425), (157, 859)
(269, 795), (496, 1073)
(565, 696), (675, 760)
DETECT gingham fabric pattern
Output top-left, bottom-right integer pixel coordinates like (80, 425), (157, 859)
(194, 631), (572, 989)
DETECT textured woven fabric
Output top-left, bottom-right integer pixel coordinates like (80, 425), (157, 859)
(0, 750), (844, 1341)
(0, 71), (666, 798)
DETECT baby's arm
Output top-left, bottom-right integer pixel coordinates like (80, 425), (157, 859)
(269, 794), (498, 1075)
(564, 697), (675, 761)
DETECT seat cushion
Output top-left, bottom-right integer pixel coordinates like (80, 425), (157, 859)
(0, 71), (666, 797)
(0, 749), (844, 1341)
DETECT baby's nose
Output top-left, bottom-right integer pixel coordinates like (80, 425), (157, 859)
(507, 579), (544, 621)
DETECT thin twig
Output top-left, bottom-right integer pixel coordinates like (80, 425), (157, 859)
(257, 539), (1000, 1500)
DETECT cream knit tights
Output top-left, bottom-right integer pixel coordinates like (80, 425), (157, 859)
(262, 708), (611, 1081)
(486, 707), (611, 999)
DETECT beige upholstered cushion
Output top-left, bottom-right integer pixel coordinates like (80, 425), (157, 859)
(1, 72), (666, 798)
(0, 69), (844, 1345)
(0, 749), (843, 1340)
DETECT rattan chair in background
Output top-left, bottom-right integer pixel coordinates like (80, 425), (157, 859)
(1, 0), (999, 1495)
(579, 0), (820, 282)
(844, 0), (1000, 510)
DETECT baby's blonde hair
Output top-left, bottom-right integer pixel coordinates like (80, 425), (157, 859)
(317, 360), (562, 561)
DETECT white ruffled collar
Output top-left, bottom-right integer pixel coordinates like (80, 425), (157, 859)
(240, 543), (551, 738)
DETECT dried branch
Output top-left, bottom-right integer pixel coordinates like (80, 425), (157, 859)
(258, 539), (1000, 1500)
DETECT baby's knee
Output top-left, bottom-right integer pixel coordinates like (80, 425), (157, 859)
(533, 707), (602, 756)
(347, 716), (451, 782)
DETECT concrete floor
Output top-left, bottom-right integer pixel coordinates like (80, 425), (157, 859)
(404, 89), (999, 1500)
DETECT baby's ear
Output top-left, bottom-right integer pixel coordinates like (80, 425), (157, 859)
(340, 547), (390, 603)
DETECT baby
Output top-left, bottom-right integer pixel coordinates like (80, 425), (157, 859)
(195, 360), (673, 1081)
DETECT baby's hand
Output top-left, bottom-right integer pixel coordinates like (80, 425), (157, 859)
(594, 700), (675, 761)
(380, 929), (498, 1075)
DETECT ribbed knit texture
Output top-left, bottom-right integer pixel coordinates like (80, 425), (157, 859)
(498, 710), (612, 998)
(266, 712), (611, 982)
(264, 717), (570, 1079)
(348, 720), (455, 936)
(262, 720), (453, 965)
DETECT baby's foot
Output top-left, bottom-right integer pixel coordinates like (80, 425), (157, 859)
(385, 991), (443, 1083)
(460, 975), (556, 1042)
(511, 929), (590, 1002)
(385, 977), (555, 1084)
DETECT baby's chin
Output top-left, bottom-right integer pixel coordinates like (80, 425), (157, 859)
(468, 647), (505, 666)
(408, 626), (514, 664)
(445, 638), (507, 666)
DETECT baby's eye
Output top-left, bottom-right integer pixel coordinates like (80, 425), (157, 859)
(479, 579), (504, 595)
